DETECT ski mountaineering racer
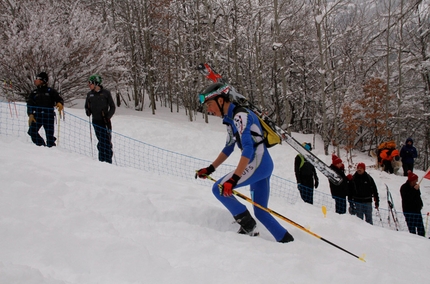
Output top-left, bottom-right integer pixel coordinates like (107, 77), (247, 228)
(195, 83), (294, 243)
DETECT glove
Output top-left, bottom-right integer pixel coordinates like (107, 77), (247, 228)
(314, 180), (319, 189)
(374, 197), (379, 209)
(28, 114), (36, 126)
(85, 109), (91, 117)
(348, 202), (356, 215)
(56, 102), (63, 112)
(346, 174), (353, 181)
(195, 164), (215, 179)
(219, 174), (240, 197)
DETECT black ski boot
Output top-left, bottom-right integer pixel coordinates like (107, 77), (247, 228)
(278, 231), (294, 243)
(234, 210), (259, 236)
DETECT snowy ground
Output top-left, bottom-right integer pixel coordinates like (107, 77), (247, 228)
(1, 101), (429, 284)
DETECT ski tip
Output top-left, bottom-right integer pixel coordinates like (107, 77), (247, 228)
(358, 254), (366, 262)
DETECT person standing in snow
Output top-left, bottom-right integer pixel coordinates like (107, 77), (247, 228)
(400, 171), (425, 237)
(85, 74), (116, 164)
(328, 155), (352, 214)
(294, 142), (319, 204)
(400, 138), (418, 176)
(348, 163), (379, 224)
(27, 71), (64, 147)
(195, 83), (294, 243)
(379, 148), (400, 174)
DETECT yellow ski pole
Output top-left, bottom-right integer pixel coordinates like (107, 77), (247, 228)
(201, 173), (366, 262)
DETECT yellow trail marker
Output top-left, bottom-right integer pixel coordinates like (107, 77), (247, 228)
(322, 205), (327, 218)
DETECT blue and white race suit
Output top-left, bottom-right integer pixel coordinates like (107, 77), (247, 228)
(212, 103), (290, 241)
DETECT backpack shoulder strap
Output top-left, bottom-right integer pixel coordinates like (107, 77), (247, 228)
(232, 105), (264, 145)
(299, 154), (305, 169)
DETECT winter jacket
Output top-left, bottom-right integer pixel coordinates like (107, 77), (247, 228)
(379, 149), (399, 163)
(85, 87), (116, 122)
(328, 164), (351, 198)
(350, 172), (379, 204)
(294, 154), (318, 189)
(400, 182), (423, 213)
(400, 138), (418, 165)
(27, 85), (63, 115)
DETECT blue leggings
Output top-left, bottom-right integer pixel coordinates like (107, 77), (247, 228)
(212, 152), (289, 241)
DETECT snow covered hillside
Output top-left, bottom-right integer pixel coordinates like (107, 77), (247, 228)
(0, 102), (429, 283)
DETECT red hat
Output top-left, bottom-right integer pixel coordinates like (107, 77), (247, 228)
(332, 154), (342, 165)
(357, 163), (366, 170)
(407, 171), (418, 182)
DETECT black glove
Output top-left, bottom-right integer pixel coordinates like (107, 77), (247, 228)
(85, 109), (91, 117)
(314, 180), (319, 189)
(195, 164), (215, 179)
(348, 202), (356, 215)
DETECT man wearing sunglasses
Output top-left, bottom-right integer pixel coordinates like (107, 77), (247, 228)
(84, 74), (116, 164)
(195, 83), (294, 243)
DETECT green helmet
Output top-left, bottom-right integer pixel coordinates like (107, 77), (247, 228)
(88, 74), (102, 86)
(198, 83), (230, 104)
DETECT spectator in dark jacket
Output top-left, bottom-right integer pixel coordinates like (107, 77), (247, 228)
(85, 74), (116, 164)
(294, 142), (319, 204)
(27, 72), (64, 147)
(400, 171), (425, 237)
(400, 138), (418, 176)
(329, 154), (352, 214)
(349, 163), (379, 224)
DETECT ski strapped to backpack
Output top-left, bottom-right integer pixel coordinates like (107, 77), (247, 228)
(196, 63), (342, 185)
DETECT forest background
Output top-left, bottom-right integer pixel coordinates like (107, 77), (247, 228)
(0, 0), (429, 169)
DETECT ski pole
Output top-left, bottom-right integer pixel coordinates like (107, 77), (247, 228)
(8, 101), (13, 117)
(89, 116), (93, 157)
(201, 174), (366, 262)
(425, 212), (429, 238)
(57, 109), (61, 146)
(13, 101), (18, 118)
(376, 208), (383, 227)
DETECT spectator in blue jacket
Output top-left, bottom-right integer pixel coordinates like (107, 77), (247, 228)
(400, 138), (418, 176)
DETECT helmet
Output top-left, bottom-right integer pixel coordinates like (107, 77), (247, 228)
(88, 74), (102, 86)
(198, 83), (230, 104)
(302, 142), (312, 151)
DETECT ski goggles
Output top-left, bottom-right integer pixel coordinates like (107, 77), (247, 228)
(198, 84), (230, 104)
